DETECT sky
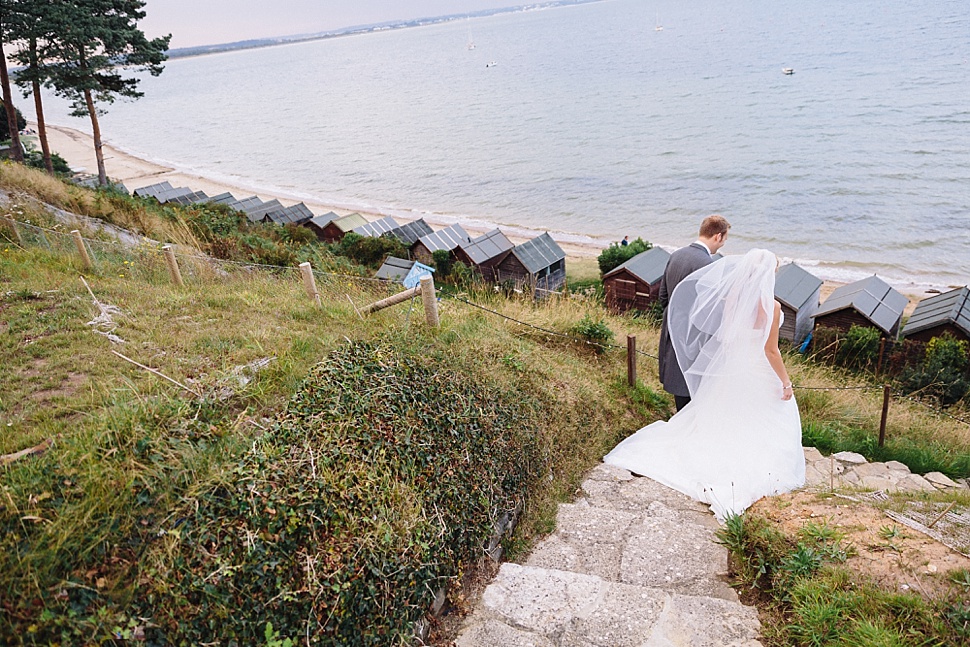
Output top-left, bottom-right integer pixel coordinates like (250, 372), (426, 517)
(141, 0), (526, 49)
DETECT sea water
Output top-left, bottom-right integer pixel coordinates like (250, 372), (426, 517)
(38, 0), (970, 289)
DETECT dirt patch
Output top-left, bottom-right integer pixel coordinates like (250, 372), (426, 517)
(29, 372), (88, 404)
(427, 557), (501, 646)
(750, 490), (970, 599)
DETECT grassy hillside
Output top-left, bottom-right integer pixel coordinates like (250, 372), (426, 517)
(2, 162), (969, 644)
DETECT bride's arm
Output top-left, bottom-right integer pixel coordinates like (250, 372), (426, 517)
(764, 300), (794, 400)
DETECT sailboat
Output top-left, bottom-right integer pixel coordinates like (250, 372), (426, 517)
(466, 17), (476, 50)
(655, 11), (663, 31)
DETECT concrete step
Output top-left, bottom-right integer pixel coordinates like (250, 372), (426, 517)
(455, 563), (762, 647)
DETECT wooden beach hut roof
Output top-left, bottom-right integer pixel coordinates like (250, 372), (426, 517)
(133, 181), (175, 199)
(774, 263), (823, 310)
(354, 216), (400, 238)
(508, 232), (565, 275)
(901, 286), (970, 340)
(388, 219), (434, 245)
(243, 199), (286, 223)
(153, 186), (196, 203)
(374, 256), (415, 282)
(330, 213), (369, 233)
(305, 211), (341, 230)
(226, 196), (264, 213)
(205, 192), (236, 205)
(813, 275), (908, 336)
(416, 224), (470, 253)
(165, 190), (210, 206)
(603, 247), (670, 284)
(459, 228), (514, 265)
(275, 203), (314, 226)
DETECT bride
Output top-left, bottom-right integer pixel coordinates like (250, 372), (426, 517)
(604, 249), (805, 520)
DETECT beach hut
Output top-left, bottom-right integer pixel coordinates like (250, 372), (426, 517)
(226, 196), (264, 214)
(205, 192), (236, 205)
(813, 275), (908, 339)
(602, 247), (671, 313)
(133, 181), (175, 199)
(242, 199), (286, 223)
(411, 224), (470, 265)
(457, 228), (514, 282)
(354, 216), (400, 238)
(274, 203), (314, 226)
(375, 256), (417, 283)
(374, 256), (435, 287)
(153, 186), (196, 204)
(493, 232), (566, 296)
(387, 219), (434, 246)
(165, 190), (210, 206)
(774, 262), (823, 344)
(900, 286), (970, 344)
(303, 212), (368, 243)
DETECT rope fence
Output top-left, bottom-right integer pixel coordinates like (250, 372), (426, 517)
(4, 213), (969, 444)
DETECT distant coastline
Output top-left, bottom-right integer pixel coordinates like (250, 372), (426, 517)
(166, 0), (603, 60)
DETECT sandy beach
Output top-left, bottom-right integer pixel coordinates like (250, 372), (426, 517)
(36, 122), (604, 259)
(31, 121), (924, 313)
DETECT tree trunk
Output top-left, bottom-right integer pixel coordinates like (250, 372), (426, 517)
(29, 40), (54, 175)
(85, 88), (107, 186)
(0, 46), (25, 163)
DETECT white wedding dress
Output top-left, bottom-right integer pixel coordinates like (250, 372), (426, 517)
(604, 251), (805, 520)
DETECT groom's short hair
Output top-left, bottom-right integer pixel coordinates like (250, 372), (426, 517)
(699, 214), (731, 238)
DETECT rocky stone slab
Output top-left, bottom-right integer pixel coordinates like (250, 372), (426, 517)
(831, 451), (868, 465)
(925, 471), (963, 489)
(619, 505), (735, 600)
(525, 534), (625, 581)
(455, 619), (555, 647)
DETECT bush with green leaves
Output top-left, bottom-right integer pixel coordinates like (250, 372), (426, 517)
(597, 237), (652, 275)
(898, 333), (970, 406)
(334, 232), (409, 268)
(0, 103), (26, 142)
(834, 324), (882, 370)
(137, 341), (544, 645)
(570, 314), (615, 352)
(25, 151), (72, 175)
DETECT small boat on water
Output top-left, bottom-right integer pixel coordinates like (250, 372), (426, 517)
(782, 67), (795, 75)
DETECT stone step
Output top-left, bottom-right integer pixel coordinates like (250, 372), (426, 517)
(455, 563), (762, 647)
(525, 499), (737, 601)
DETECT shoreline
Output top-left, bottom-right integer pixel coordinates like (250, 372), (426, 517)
(32, 122), (931, 311)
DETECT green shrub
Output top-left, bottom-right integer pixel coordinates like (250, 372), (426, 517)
(597, 237), (651, 275)
(431, 248), (453, 277)
(835, 325), (882, 370)
(898, 333), (970, 406)
(334, 232), (408, 268)
(25, 151), (72, 175)
(570, 314), (615, 352)
(139, 341), (543, 645)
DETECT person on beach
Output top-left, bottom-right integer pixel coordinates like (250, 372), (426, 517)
(657, 214), (730, 411)
(621, 235), (630, 246)
(605, 248), (805, 520)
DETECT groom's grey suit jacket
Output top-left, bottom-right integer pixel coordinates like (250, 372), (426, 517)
(658, 242), (715, 397)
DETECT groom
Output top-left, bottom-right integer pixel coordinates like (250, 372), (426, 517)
(658, 214), (731, 412)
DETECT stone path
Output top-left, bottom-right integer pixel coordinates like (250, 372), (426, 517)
(455, 463), (762, 647)
(454, 449), (970, 646)
(802, 448), (969, 493)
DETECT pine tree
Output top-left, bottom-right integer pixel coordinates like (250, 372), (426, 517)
(0, 0), (26, 162)
(43, 0), (170, 185)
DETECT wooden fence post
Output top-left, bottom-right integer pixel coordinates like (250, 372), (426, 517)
(71, 230), (94, 270)
(420, 275), (439, 328)
(878, 384), (891, 447)
(162, 245), (184, 287)
(627, 334), (637, 386)
(299, 262), (321, 306)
